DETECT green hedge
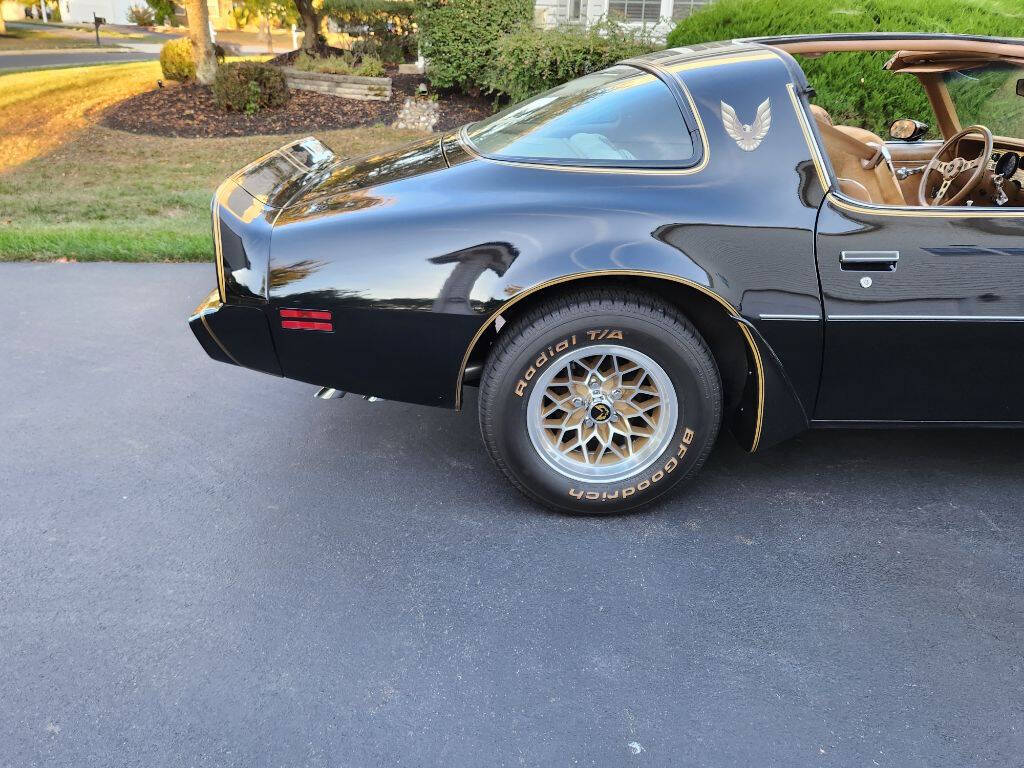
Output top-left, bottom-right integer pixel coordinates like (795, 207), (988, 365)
(486, 21), (656, 103)
(666, 0), (1021, 137)
(415, 0), (533, 93)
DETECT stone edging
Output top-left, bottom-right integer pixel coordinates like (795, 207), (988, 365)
(279, 66), (392, 102)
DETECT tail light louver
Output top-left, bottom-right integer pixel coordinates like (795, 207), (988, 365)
(279, 308), (333, 332)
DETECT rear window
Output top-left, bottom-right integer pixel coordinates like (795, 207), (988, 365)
(464, 65), (697, 168)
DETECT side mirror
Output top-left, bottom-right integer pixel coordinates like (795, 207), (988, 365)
(1016, 78), (1024, 97)
(889, 118), (929, 142)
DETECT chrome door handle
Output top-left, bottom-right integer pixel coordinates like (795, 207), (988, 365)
(840, 250), (900, 271)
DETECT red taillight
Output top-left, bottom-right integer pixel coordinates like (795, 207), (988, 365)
(279, 308), (333, 331)
(279, 308), (332, 320)
(282, 320), (333, 331)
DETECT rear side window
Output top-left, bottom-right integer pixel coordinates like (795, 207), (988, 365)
(465, 65), (696, 168)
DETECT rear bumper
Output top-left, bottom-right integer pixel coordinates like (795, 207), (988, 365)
(189, 290), (282, 376)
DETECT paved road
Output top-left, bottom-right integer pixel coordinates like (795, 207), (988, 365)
(0, 21), (288, 68)
(5, 20), (173, 44)
(2, 263), (1022, 767)
(0, 49), (157, 72)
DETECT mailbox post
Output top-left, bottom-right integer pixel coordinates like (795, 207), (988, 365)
(93, 13), (105, 47)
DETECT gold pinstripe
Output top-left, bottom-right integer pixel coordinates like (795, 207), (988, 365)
(736, 322), (764, 450)
(665, 51), (780, 73)
(828, 192), (1024, 217)
(212, 179), (232, 302)
(786, 82), (831, 190)
(200, 312), (242, 367)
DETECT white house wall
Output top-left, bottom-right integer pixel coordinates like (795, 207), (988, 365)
(534, 0), (711, 39)
(534, 0), (571, 27)
(63, 0), (135, 24)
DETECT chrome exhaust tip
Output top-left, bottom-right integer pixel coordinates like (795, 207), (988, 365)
(314, 387), (346, 400)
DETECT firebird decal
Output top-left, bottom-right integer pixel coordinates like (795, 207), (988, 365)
(721, 99), (772, 151)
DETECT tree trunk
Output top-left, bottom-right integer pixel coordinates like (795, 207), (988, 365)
(183, 0), (217, 85)
(293, 0), (321, 51)
(0, 16), (6, 35)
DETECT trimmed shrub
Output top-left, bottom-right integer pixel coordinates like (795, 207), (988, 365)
(296, 51), (345, 74)
(159, 37), (194, 82)
(159, 37), (226, 82)
(127, 4), (155, 26)
(486, 20), (656, 104)
(666, 0), (1022, 137)
(415, 0), (533, 94)
(213, 62), (290, 115)
(294, 51), (353, 74)
(356, 53), (386, 77)
(293, 50), (388, 77)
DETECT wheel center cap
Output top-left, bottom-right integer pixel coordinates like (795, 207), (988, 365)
(589, 401), (612, 422)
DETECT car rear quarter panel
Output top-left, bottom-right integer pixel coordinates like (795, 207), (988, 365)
(265, 49), (826, 448)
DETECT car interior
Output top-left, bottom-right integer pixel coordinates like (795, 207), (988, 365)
(768, 38), (1024, 208)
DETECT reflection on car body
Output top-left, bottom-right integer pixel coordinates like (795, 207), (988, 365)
(189, 33), (1024, 513)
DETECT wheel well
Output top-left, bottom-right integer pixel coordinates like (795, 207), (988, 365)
(461, 275), (750, 413)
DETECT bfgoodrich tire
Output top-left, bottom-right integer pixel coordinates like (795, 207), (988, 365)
(479, 288), (722, 514)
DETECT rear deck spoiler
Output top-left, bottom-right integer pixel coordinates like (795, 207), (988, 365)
(212, 137), (336, 303)
(228, 137), (337, 210)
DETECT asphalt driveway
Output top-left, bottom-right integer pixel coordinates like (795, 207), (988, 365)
(2, 263), (1022, 767)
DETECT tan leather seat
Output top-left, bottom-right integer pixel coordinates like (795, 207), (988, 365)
(810, 105), (907, 205)
(809, 104), (833, 126)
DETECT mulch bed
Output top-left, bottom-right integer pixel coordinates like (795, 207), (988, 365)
(101, 72), (492, 138)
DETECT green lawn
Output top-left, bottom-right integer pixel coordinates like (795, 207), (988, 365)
(0, 61), (165, 171)
(0, 61), (429, 261)
(0, 124), (430, 261)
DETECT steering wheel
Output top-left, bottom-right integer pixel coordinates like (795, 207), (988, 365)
(918, 125), (993, 206)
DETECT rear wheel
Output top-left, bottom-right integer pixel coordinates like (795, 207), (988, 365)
(478, 288), (722, 514)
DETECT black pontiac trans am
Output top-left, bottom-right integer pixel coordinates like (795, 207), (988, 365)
(190, 34), (1024, 513)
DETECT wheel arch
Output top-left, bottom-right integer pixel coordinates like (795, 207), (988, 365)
(456, 271), (787, 451)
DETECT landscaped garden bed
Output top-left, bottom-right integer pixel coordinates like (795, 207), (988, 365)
(99, 0), (495, 141)
(100, 74), (491, 138)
